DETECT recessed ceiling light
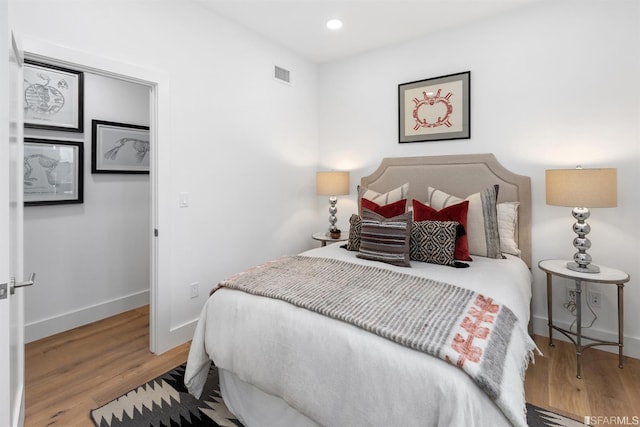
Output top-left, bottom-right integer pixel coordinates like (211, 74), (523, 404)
(326, 19), (343, 30)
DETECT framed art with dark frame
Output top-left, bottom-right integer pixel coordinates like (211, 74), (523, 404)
(24, 138), (84, 206)
(398, 71), (470, 143)
(92, 120), (150, 174)
(23, 60), (84, 132)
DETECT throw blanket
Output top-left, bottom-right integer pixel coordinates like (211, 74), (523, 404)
(211, 255), (535, 427)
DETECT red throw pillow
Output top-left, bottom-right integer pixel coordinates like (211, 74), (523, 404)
(412, 199), (472, 261)
(361, 198), (407, 218)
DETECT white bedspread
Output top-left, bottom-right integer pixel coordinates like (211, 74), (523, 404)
(186, 244), (534, 427)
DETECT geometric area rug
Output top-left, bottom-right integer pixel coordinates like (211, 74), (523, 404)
(91, 363), (589, 427)
(90, 364), (242, 427)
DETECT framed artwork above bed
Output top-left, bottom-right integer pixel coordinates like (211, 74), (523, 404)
(398, 71), (470, 143)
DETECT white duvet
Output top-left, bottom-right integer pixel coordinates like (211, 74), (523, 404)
(186, 243), (534, 427)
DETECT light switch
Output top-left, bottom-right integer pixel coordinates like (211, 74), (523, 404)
(179, 192), (189, 207)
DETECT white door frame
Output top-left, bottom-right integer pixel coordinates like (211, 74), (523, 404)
(20, 38), (175, 353)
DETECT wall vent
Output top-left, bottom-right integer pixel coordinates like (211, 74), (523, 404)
(274, 65), (291, 85)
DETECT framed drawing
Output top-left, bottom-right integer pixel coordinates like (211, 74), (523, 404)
(398, 71), (470, 143)
(24, 138), (84, 206)
(91, 120), (150, 174)
(23, 60), (84, 132)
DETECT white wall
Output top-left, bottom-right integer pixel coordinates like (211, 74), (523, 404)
(16, 0), (320, 346)
(16, 0), (640, 358)
(318, 0), (640, 357)
(23, 73), (151, 341)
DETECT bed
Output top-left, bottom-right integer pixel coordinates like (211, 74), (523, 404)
(185, 153), (536, 427)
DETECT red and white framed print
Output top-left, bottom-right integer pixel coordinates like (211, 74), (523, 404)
(398, 71), (470, 143)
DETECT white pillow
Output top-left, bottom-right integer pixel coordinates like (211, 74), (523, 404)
(497, 202), (520, 257)
(358, 183), (409, 215)
(426, 185), (502, 259)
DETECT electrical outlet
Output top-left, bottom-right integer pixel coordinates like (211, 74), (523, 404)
(190, 282), (199, 299)
(588, 291), (601, 308)
(566, 287), (577, 304)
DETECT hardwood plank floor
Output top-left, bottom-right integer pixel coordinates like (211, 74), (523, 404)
(24, 306), (190, 427)
(525, 335), (640, 423)
(25, 307), (640, 426)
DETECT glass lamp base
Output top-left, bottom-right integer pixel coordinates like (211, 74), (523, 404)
(566, 262), (600, 274)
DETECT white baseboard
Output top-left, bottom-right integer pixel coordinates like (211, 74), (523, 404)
(25, 290), (150, 343)
(146, 318), (197, 355)
(165, 318), (198, 350)
(531, 314), (640, 360)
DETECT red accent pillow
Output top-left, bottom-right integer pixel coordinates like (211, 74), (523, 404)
(361, 198), (407, 218)
(412, 199), (472, 261)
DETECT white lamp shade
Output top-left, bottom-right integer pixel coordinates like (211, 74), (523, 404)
(545, 168), (617, 208)
(316, 171), (350, 196)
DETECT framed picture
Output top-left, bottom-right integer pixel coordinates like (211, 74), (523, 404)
(24, 138), (84, 206)
(92, 120), (150, 174)
(398, 71), (470, 143)
(23, 60), (84, 132)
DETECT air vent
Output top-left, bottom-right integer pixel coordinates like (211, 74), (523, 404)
(274, 65), (291, 85)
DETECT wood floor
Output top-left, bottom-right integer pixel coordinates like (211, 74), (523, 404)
(25, 306), (640, 426)
(525, 334), (640, 423)
(24, 306), (190, 427)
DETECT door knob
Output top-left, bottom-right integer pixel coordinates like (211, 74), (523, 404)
(10, 272), (36, 295)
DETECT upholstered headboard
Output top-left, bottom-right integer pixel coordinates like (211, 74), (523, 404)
(360, 153), (532, 268)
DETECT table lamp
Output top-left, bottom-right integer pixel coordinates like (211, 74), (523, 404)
(545, 167), (617, 273)
(316, 171), (350, 237)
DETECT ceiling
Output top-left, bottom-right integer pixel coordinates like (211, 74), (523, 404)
(193, 0), (544, 63)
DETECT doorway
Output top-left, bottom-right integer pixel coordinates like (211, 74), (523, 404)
(23, 71), (153, 345)
(19, 37), (167, 353)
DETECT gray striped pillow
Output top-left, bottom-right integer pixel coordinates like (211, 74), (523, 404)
(426, 185), (502, 259)
(356, 209), (411, 267)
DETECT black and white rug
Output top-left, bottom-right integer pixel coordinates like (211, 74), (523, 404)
(91, 364), (241, 427)
(91, 364), (588, 427)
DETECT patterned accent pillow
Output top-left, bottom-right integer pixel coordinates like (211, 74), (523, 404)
(357, 209), (411, 267)
(346, 214), (362, 251)
(426, 185), (502, 259)
(412, 199), (471, 261)
(358, 183), (409, 215)
(497, 202), (521, 256)
(347, 200), (407, 252)
(410, 221), (459, 266)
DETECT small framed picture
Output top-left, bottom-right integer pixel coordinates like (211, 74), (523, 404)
(92, 120), (150, 174)
(24, 138), (84, 206)
(23, 60), (84, 132)
(398, 71), (470, 143)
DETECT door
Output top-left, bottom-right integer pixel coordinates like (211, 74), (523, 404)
(1, 29), (26, 427)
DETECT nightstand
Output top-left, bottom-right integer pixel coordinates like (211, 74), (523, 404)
(312, 231), (348, 247)
(539, 259), (630, 379)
